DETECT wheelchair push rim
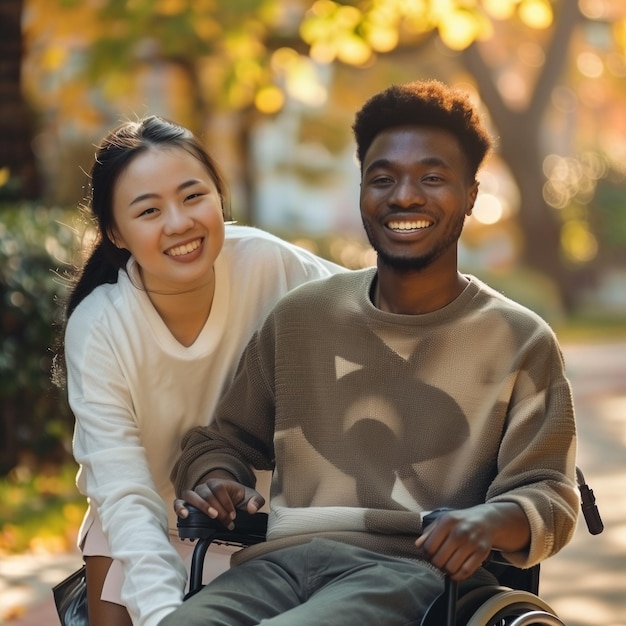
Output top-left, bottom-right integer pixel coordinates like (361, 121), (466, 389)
(465, 589), (565, 626)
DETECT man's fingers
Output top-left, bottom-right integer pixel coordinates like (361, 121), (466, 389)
(174, 498), (189, 518)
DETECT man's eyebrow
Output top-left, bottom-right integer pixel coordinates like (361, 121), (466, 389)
(129, 179), (203, 206)
(363, 158), (392, 176)
(364, 156), (452, 177)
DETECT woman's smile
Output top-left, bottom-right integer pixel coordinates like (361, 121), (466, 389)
(165, 237), (204, 258)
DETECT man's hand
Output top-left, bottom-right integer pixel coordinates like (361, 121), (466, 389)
(415, 503), (530, 581)
(174, 470), (265, 531)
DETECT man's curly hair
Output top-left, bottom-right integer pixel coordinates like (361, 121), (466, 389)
(352, 80), (492, 178)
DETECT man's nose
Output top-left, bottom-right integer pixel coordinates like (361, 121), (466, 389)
(389, 178), (426, 208)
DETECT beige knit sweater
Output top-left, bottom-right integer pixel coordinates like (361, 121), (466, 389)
(173, 270), (579, 570)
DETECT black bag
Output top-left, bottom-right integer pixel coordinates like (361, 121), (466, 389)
(52, 565), (88, 626)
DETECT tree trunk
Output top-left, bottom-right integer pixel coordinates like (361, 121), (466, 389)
(0, 0), (41, 200)
(461, 1), (583, 311)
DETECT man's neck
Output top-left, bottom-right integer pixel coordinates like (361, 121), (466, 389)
(373, 267), (469, 315)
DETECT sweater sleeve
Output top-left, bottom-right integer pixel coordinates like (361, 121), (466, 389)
(171, 324), (277, 497)
(485, 330), (579, 568)
(66, 314), (186, 626)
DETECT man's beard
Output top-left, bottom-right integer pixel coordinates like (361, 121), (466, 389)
(362, 213), (466, 272)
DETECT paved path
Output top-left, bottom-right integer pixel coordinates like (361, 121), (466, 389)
(541, 341), (626, 626)
(1, 340), (624, 625)
(0, 550), (81, 624)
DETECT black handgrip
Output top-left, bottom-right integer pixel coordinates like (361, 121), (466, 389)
(178, 504), (268, 542)
(576, 467), (604, 535)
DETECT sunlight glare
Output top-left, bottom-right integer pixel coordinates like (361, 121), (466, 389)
(438, 11), (481, 51)
(255, 86), (285, 114)
(483, 0), (517, 20)
(519, 0), (553, 29)
(577, 51), (605, 78)
(284, 58), (328, 106)
(472, 193), (503, 225)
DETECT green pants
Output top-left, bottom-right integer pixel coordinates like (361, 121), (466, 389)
(160, 538), (493, 626)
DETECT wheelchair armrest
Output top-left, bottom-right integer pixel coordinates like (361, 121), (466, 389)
(180, 505), (268, 595)
(178, 504), (268, 545)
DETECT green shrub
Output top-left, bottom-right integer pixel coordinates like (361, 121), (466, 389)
(0, 461), (86, 553)
(0, 203), (80, 475)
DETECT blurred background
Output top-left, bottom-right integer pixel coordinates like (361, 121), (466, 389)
(1, 0), (625, 622)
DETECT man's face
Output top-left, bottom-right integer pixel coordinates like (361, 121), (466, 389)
(359, 125), (478, 272)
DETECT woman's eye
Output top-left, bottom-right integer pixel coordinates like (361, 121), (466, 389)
(185, 193), (202, 201)
(139, 207), (158, 217)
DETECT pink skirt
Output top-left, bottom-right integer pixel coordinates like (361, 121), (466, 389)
(81, 513), (235, 605)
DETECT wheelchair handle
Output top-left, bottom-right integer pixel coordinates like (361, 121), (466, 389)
(177, 504), (268, 542)
(576, 467), (604, 535)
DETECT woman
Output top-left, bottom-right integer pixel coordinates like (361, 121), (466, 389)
(54, 115), (343, 626)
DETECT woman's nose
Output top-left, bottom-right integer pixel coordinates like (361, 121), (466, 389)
(164, 205), (194, 234)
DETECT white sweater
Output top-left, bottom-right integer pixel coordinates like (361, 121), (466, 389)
(66, 225), (343, 626)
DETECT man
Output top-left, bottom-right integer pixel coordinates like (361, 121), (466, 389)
(161, 80), (579, 625)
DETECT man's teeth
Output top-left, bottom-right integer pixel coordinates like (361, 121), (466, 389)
(388, 220), (431, 231)
(166, 239), (201, 257)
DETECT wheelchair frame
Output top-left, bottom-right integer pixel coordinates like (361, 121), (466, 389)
(178, 466), (603, 626)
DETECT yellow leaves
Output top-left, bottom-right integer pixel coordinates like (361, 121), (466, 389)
(613, 17), (626, 55)
(561, 219), (598, 263)
(299, 0), (505, 61)
(301, 1), (372, 65)
(255, 85), (285, 114)
(40, 45), (68, 72)
(518, 0), (553, 29)
(23, 0), (101, 43)
(483, 0), (519, 20)
(281, 54), (328, 107)
(438, 7), (493, 50)
(483, 0), (553, 29)
(155, 0), (188, 16)
(193, 15), (221, 42)
(0, 168), (10, 188)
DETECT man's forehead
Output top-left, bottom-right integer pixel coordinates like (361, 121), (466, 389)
(363, 126), (466, 167)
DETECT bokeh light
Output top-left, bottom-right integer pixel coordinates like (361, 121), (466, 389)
(472, 193), (504, 225)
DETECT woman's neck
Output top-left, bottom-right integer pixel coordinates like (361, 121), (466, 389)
(145, 270), (216, 347)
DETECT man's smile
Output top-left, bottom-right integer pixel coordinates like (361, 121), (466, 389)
(387, 219), (433, 232)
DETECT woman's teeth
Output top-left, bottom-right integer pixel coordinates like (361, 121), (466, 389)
(166, 239), (201, 256)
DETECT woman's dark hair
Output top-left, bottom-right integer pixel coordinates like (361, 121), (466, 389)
(352, 80), (492, 179)
(52, 115), (229, 387)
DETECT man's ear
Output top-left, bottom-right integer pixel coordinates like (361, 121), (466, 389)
(466, 180), (479, 216)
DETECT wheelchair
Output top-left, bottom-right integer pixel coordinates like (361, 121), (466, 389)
(178, 467), (603, 626)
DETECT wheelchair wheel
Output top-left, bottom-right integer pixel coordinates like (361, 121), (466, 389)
(465, 589), (565, 626)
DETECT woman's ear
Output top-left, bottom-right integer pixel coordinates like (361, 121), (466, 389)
(109, 228), (126, 250)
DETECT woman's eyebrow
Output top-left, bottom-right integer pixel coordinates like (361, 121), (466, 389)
(129, 179), (203, 206)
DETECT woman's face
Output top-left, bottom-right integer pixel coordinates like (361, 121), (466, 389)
(111, 146), (225, 295)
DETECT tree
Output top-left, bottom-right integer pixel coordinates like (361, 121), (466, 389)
(460, 3), (583, 309)
(20, 0), (626, 308)
(294, 0), (622, 309)
(0, 0), (40, 199)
